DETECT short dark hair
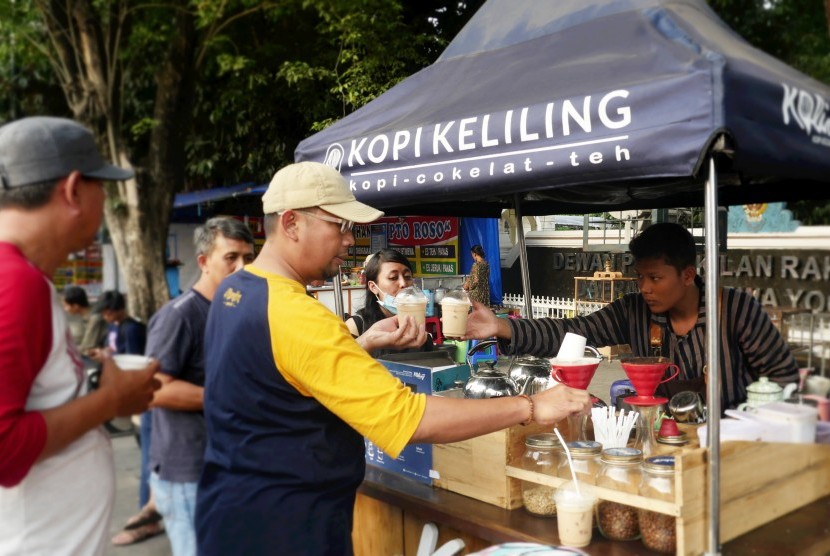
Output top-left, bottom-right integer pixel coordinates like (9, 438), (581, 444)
(63, 286), (90, 308)
(471, 244), (486, 258)
(193, 216), (255, 256)
(94, 290), (125, 313)
(629, 222), (696, 272)
(0, 180), (57, 210)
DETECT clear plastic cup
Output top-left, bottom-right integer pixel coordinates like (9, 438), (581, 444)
(440, 290), (471, 338)
(394, 286), (428, 327)
(553, 481), (597, 548)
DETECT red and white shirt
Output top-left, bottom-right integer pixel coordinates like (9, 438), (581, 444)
(0, 242), (115, 555)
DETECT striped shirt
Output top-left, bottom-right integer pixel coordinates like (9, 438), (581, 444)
(503, 277), (798, 409)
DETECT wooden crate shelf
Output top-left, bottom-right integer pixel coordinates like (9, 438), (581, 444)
(507, 441), (830, 555)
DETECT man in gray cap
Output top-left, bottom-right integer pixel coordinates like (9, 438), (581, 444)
(0, 116), (160, 555)
(195, 161), (590, 555)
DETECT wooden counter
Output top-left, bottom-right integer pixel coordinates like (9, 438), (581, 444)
(354, 466), (830, 555)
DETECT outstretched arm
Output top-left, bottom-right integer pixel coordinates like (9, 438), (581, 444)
(409, 383), (590, 444)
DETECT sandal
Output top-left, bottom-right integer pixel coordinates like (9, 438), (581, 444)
(111, 522), (165, 546)
(124, 507), (163, 530)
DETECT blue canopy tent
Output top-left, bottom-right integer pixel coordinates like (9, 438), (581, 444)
(296, 0), (830, 216)
(295, 0), (830, 551)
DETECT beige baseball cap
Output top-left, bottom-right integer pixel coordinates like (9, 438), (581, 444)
(262, 161), (383, 223)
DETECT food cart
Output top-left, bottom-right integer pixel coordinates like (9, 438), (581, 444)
(296, 0), (830, 553)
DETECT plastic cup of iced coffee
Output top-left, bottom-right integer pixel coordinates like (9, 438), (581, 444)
(440, 290), (471, 339)
(394, 286), (428, 328)
(553, 481), (597, 548)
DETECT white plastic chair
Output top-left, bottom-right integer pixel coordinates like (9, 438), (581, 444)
(416, 522), (465, 556)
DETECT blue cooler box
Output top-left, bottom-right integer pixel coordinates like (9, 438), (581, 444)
(364, 351), (470, 484)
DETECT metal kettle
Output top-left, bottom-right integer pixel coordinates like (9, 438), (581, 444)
(463, 339), (518, 399)
(508, 355), (554, 396)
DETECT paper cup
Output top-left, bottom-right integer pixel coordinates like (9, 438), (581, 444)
(112, 354), (152, 371)
(440, 299), (471, 338)
(557, 332), (588, 360)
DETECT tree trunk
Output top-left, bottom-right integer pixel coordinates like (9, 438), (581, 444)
(825, 0), (830, 37)
(35, 0), (197, 322)
(103, 10), (199, 321)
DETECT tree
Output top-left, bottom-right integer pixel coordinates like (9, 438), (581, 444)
(2, 0), (828, 321)
(708, 0), (830, 224)
(0, 0), (470, 319)
(1, 0), (199, 319)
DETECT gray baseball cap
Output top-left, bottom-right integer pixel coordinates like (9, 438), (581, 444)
(0, 116), (134, 188)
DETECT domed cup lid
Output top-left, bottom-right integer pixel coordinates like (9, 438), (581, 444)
(394, 286), (428, 305)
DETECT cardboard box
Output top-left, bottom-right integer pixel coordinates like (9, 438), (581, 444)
(364, 352), (471, 484)
(378, 351), (470, 395)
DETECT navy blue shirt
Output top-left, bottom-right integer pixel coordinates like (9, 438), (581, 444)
(147, 288), (209, 483)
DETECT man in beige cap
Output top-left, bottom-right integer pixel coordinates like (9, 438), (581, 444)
(0, 116), (160, 555)
(195, 161), (590, 556)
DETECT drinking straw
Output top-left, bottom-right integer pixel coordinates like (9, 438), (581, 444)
(553, 427), (581, 497)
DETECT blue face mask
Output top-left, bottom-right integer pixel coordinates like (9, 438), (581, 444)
(373, 285), (397, 315)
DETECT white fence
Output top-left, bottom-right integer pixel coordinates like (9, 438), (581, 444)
(501, 293), (605, 318)
(787, 313), (830, 375)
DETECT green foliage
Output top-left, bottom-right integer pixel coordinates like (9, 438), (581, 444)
(708, 0), (830, 83)
(0, 0), (66, 120)
(277, 0), (439, 130)
(788, 200), (830, 226)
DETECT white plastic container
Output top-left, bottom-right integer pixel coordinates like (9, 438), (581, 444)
(752, 402), (818, 443)
(725, 402), (818, 444)
(697, 418), (763, 447)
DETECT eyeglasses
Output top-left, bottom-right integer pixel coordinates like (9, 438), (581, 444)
(292, 209), (354, 234)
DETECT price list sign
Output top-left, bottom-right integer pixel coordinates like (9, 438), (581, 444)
(350, 216), (459, 276)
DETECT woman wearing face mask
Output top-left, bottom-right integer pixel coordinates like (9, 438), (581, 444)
(346, 249), (434, 358)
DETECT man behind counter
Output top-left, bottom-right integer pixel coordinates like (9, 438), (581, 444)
(195, 161), (591, 555)
(461, 221), (799, 409)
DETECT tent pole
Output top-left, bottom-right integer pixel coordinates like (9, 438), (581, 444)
(512, 194), (533, 318)
(333, 271), (346, 320)
(704, 157), (722, 556)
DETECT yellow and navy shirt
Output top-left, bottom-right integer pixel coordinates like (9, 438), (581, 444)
(196, 266), (425, 555)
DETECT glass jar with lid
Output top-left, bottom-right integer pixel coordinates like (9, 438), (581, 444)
(638, 455), (676, 553)
(556, 441), (601, 484)
(520, 433), (561, 516)
(596, 447), (643, 541)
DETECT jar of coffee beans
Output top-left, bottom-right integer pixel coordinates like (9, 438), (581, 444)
(520, 433), (561, 516)
(556, 441), (601, 484)
(638, 455), (676, 553)
(596, 447), (643, 541)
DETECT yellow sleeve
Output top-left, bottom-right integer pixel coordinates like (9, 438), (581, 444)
(269, 280), (426, 458)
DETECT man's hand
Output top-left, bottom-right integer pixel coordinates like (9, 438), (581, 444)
(530, 384), (592, 426)
(99, 357), (161, 417)
(457, 300), (507, 341)
(357, 315), (426, 353)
